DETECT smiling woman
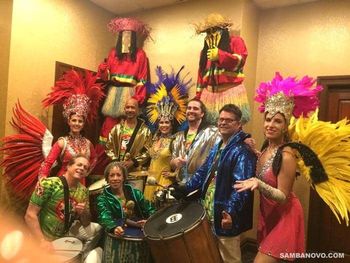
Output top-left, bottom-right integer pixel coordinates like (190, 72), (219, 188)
(97, 161), (155, 262)
(39, 70), (105, 185)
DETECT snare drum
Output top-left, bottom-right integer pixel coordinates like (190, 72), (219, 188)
(52, 237), (82, 263)
(88, 179), (108, 222)
(104, 227), (152, 263)
(144, 202), (222, 263)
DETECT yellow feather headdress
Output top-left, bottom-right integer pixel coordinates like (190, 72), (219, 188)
(146, 66), (190, 127)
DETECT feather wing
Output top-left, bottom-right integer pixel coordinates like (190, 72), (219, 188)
(0, 102), (53, 199)
(289, 110), (350, 225)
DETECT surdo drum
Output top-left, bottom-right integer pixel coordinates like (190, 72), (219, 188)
(143, 202), (222, 263)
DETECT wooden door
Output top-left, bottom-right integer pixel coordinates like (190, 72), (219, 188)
(307, 75), (350, 262)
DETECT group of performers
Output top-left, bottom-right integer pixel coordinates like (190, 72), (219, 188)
(1, 13), (350, 263)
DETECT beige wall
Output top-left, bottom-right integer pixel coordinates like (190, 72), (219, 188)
(0, 0), (13, 139)
(255, 0), (350, 238)
(5, 0), (115, 134)
(240, 1), (260, 241)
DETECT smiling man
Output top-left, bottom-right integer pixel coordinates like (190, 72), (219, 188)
(105, 98), (152, 171)
(173, 104), (257, 262)
(170, 98), (220, 183)
(25, 154), (103, 263)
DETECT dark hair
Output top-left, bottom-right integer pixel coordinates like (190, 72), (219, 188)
(219, 104), (242, 121)
(156, 116), (177, 137)
(199, 28), (231, 77)
(65, 113), (86, 136)
(104, 161), (128, 182)
(115, 31), (137, 62)
(188, 98), (207, 119)
(67, 154), (89, 167)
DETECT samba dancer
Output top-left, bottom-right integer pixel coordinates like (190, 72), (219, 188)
(235, 73), (350, 262)
(40, 70), (104, 185)
(143, 66), (189, 202)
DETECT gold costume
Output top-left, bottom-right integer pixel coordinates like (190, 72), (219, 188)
(143, 136), (175, 201)
(105, 118), (152, 170)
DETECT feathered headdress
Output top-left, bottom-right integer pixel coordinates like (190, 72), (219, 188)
(42, 70), (104, 123)
(107, 17), (151, 39)
(146, 66), (191, 128)
(255, 72), (322, 121)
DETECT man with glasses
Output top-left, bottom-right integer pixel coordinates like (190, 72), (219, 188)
(173, 104), (256, 263)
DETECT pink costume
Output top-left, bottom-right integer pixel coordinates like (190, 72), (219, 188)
(257, 167), (305, 260)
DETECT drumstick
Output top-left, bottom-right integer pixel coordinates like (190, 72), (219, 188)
(125, 218), (141, 228)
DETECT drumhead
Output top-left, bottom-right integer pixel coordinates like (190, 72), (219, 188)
(107, 227), (145, 241)
(52, 237), (82, 262)
(88, 178), (107, 192)
(143, 202), (204, 240)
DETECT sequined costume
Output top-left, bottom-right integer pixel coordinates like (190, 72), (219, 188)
(105, 118), (152, 170)
(185, 130), (256, 236)
(38, 136), (96, 184)
(143, 136), (175, 201)
(256, 153), (304, 260)
(171, 123), (220, 182)
(97, 184), (155, 263)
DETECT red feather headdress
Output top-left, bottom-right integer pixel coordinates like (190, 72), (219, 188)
(42, 70), (104, 123)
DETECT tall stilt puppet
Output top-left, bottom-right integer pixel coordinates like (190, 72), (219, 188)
(94, 17), (151, 174)
(194, 13), (251, 124)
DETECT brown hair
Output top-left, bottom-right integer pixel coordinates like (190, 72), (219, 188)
(67, 153), (90, 167)
(104, 161), (128, 182)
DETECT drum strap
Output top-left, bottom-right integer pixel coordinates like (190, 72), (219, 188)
(202, 149), (222, 197)
(59, 176), (71, 234)
(125, 119), (142, 157)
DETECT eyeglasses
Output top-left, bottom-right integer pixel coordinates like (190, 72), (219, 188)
(218, 118), (238, 124)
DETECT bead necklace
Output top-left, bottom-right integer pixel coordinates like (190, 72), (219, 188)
(67, 133), (87, 154)
(150, 136), (171, 160)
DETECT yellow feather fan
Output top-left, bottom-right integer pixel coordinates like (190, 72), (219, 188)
(289, 110), (350, 225)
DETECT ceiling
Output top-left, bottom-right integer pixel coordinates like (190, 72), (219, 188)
(90, 0), (319, 15)
(89, 0), (191, 15)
